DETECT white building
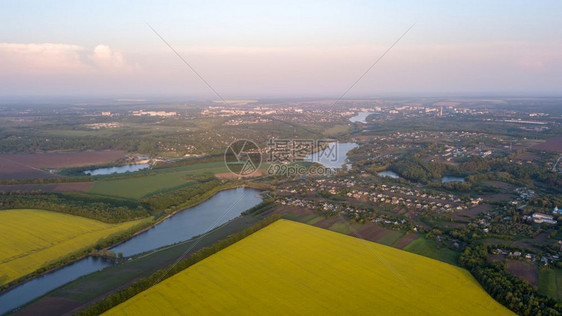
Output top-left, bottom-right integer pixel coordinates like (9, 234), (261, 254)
(532, 213), (557, 225)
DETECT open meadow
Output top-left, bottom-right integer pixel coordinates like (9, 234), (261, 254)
(87, 162), (228, 199)
(105, 219), (513, 315)
(0, 209), (146, 286)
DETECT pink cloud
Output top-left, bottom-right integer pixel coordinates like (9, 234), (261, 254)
(0, 43), (138, 75)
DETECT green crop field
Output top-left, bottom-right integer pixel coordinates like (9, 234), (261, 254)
(87, 161), (257, 199)
(105, 220), (512, 315)
(539, 268), (562, 301)
(88, 172), (198, 199)
(0, 209), (146, 286)
(151, 161), (230, 176)
(403, 237), (460, 266)
(376, 230), (405, 246)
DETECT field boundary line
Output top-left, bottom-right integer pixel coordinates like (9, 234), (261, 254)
(338, 215), (412, 289)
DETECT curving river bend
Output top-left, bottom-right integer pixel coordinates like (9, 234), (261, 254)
(0, 187), (262, 315)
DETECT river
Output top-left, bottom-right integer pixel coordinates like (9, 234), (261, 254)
(0, 187), (262, 315)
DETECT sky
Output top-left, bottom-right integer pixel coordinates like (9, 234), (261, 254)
(1, 0), (561, 98)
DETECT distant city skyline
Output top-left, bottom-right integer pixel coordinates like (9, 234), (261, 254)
(1, 1), (561, 98)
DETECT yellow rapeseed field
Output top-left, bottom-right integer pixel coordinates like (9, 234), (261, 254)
(0, 209), (145, 286)
(105, 219), (514, 315)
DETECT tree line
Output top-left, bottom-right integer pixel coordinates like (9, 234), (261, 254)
(460, 244), (562, 315)
(0, 192), (151, 223)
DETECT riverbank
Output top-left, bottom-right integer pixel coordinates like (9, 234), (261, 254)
(0, 217), (152, 294)
(1, 185), (264, 314)
(1, 181), (264, 294)
(14, 212), (279, 316)
(113, 182), (265, 249)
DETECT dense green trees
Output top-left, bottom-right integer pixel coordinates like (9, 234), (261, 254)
(460, 245), (562, 315)
(0, 192), (150, 223)
(141, 178), (223, 211)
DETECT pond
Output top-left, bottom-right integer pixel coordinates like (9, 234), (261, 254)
(378, 170), (401, 179)
(0, 187), (262, 314)
(349, 112), (374, 123)
(441, 176), (465, 183)
(83, 163), (150, 176)
(304, 142), (358, 169)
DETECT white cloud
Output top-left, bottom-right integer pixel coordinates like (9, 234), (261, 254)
(0, 42), (138, 75)
(89, 44), (132, 71)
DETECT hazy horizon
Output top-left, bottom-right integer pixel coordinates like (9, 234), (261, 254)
(1, 1), (561, 98)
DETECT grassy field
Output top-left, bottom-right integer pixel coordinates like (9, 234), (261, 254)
(88, 173), (197, 199)
(88, 162), (228, 199)
(376, 230), (406, 246)
(323, 124), (351, 136)
(403, 237), (460, 266)
(0, 209), (145, 286)
(105, 220), (512, 315)
(539, 268), (562, 301)
(151, 161), (229, 176)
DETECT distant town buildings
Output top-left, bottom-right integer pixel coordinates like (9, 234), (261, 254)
(131, 110), (177, 117)
(86, 122), (120, 129)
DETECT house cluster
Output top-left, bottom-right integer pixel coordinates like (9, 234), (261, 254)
(347, 189), (466, 214)
(491, 248), (537, 262)
(541, 253), (561, 266)
(277, 197), (413, 231)
(279, 179), (476, 216)
(492, 247), (561, 266)
(347, 184), (476, 214)
(85, 122), (120, 129)
(514, 187), (536, 201)
(442, 145), (470, 160)
(371, 130), (486, 144)
(223, 118), (271, 126)
(365, 130), (503, 163)
(440, 145), (493, 161)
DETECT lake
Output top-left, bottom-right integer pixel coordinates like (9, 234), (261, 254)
(442, 176), (465, 183)
(378, 170), (400, 179)
(0, 187), (262, 314)
(349, 112), (374, 123)
(304, 142), (358, 169)
(83, 163), (150, 176)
